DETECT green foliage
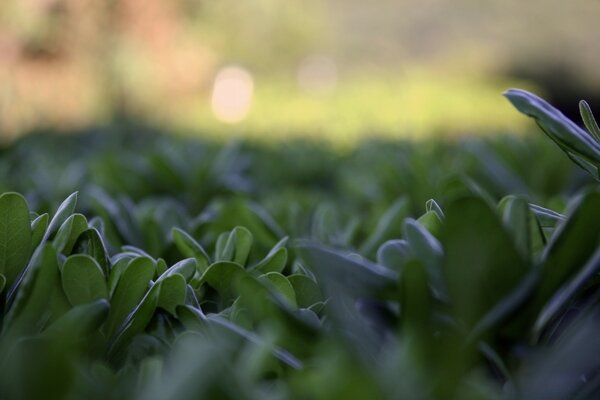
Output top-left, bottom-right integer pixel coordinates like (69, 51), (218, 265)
(0, 93), (599, 399)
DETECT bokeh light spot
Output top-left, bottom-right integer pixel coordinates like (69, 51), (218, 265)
(211, 65), (254, 124)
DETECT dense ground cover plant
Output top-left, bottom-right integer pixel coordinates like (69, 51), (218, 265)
(0, 91), (598, 399)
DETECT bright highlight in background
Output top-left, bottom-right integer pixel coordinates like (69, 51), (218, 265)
(211, 66), (254, 124)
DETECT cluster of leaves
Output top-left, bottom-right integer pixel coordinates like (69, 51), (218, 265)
(0, 91), (599, 399)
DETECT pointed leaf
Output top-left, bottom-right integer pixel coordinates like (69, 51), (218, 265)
(30, 213), (49, 251)
(104, 257), (155, 338)
(171, 228), (209, 272)
(45, 192), (78, 241)
(53, 213), (88, 255)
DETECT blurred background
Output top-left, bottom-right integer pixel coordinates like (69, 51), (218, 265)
(1, 0), (599, 143)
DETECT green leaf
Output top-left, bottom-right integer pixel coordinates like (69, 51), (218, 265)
(53, 213), (88, 255)
(498, 195), (532, 259)
(104, 257), (156, 338)
(288, 274), (322, 308)
(400, 260), (432, 340)
(200, 261), (246, 302)
(72, 228), (110, 277)
(157, 274), (187, 315)
(231, 226), (253, 266)
(504, 89), (600, 177)
(530, 191), (600, 318)
(107, 254), (135, 297)
(297, 241), (398, 297)
(44, 299), (109, 338)
(402, 219), (445, 298)
(45, 192), (78, 241)
(442, 196), (528, 330)
(171, 228), (210, 272)
(156, 258), (167, 277)
(534, 246), (600, 338)
(579, 100), (600, 142)
(61, 254), (108, 306)
(360, 198), (410, 256)
(529, 204), (565, 228)
(376, 239), (411, 271)
(109, 280), (162, 360)
(159, 258), (196, 283)
(253, 247), (287, 274)
(215, 231), (233, 262)
(176, 304), (206, 331)
(4, 245), (61, 336)
(30, 213), (49, 251)
(250, 236), (288, 274)
(0, 192), (32, 290)
(416, 211), (442, 237)
(260, 272), (297, 307)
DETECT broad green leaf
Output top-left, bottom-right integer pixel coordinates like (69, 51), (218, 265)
(45, 192), (78, 241)
(442, 196), (528, 330)
(44, 299), (109, 338)
(30, 213), (49, 251)
(253, 247), (287, 274)
(171, 227), (210, 272)
(200, 261), (246, 303)
(0, 273), (5, 295)
(72, 228), (110, 277)
(288, 274), (322, 308)
(61, 254), (108, 306)
(104, 257), (155, 338)
(53, 213), (88, 255)
(157, 274), (187, 315)
(250, 236), (288, 274)
(0, 192), (32, 290)
(260, 272), (297, 307)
